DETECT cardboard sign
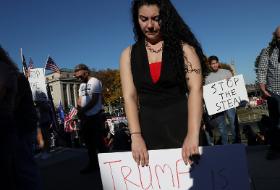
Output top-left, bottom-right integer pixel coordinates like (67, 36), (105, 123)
(98, 144), (250, 190)
(28, 68), (48, 101)
(203, 74), (249, 115)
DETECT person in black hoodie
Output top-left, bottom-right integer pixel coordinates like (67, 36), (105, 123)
(0, 46), (42, 190)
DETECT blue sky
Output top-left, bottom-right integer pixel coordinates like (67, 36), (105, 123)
(0, 0), (279, 84)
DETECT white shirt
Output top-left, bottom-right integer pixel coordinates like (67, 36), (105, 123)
(205, 69), (232, 85)
(79, 77), (102, 116)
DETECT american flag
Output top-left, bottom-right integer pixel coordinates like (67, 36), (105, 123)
(64, 115), (74, 132)
(45, 56), (60, 73)
(28, 57), (34, 69)
(64, 106), (78, 132)
(68, 106), (78, 119)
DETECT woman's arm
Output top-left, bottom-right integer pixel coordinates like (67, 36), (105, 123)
(120, 47), (149, 166)
(182, 44), (203, 165)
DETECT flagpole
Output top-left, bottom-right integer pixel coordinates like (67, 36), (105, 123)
(46, 83), (59, 130)
(44, 56), (69, 146)
(20, 48), (28, 77)
(20, 48), (23, 62)
(44, 54), (59, 132)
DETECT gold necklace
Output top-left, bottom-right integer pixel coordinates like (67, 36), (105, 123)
(145, 40), (163, 53)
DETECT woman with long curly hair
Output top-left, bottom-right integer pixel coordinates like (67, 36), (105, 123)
(120, 0), (206, 166)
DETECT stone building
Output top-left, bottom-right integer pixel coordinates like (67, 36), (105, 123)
(46, 69), (80, 109)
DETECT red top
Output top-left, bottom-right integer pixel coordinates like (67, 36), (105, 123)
(149, 61), (162, 83)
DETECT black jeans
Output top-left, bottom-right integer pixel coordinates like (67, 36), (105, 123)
(267, 93), (280, 147)
(80, 112), (107, 167)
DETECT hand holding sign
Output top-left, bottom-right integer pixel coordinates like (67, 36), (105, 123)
(131, 134), (149, 167)
(182, 134), (200, 165)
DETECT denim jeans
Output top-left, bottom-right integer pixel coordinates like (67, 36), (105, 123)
(225, 108), (236, 141)
(211, 113), (228, 145)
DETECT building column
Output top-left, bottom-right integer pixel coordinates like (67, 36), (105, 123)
(60, 82), (65, 107)
(73, 83), (78, 107)
(66, 83), (71, 107)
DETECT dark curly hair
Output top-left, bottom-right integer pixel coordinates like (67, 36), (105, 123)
(131, 0), (207, 88)
(268, 26), (280, 57)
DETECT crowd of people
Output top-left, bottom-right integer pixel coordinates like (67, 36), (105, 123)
(1, 0), (280, 189)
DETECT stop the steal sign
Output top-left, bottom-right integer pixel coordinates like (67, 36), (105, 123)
(98, 144), (250, 190)
(203, 74), (249, 115)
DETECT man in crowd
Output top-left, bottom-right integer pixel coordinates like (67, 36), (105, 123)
(257, 26), (280, 160)
(74, 64), (107, 174)
(205, 55), (239, 144)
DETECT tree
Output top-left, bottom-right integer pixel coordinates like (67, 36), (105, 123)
(254, 48), (265, 76)
(220, 62), (234, 75)
(92, 69), (122, 106)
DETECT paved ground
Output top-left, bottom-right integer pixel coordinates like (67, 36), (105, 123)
(37, 148), (103, 190)
(37, 145), (280, 190)
(246, 146), (280, 190)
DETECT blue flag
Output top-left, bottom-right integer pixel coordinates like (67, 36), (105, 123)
(57, 100), (65, 123)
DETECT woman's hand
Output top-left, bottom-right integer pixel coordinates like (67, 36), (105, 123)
(131, 134), (149, 167)
(182, 134), (200, 165)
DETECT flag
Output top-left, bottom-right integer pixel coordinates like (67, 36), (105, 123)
(57, 100), (65, 123)
(45, 56), (60, 73)
(68, 106), (78, 119)
(20, 48), (28, 75)
(28, 57), (34, 70)
(63, 105), (78, 132)
(64, 115), (73, 132)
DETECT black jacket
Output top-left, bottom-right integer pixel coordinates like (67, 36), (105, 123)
(14, 73), (38, 135)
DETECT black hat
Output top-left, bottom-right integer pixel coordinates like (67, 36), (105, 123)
(74, 64), (89, 72)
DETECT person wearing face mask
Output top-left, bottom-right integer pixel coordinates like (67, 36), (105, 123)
(74, 64), (107, 174)
(257, 25), (280, 160)
(120, 0), (207, 167)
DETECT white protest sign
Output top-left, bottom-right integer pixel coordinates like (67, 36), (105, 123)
(98, 144), (250, 190)
(28, 68), (48, 101)
(203, 74), (249, 115)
